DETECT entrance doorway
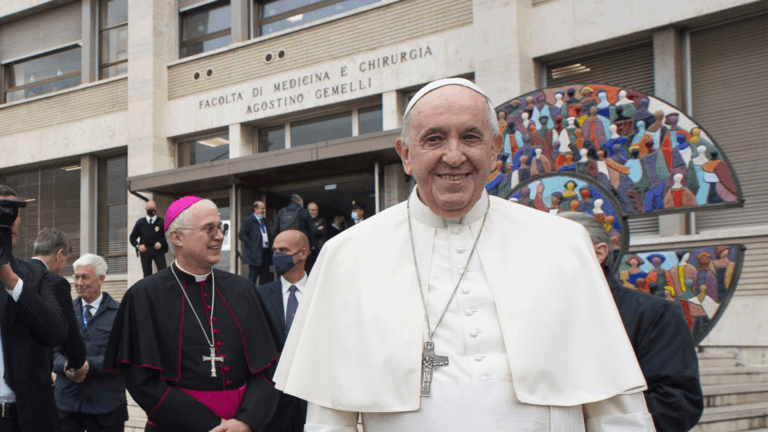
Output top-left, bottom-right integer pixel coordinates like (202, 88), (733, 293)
(263, 173), (376, 228)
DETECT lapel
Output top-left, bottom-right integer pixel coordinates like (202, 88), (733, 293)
(0, 290), (10, 344)
(266, 282), (286, 335)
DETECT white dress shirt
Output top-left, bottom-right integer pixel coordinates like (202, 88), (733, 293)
(280, 273), (307, 318)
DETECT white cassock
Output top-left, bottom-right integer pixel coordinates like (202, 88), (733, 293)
(275, 188), (656, 431)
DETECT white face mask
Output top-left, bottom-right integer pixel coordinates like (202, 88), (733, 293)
(350, 211), (358, 221)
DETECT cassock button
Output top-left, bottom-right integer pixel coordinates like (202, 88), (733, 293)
(216, 341), (223, 347)
(206, 305), (212, 310)
(461, 287), (471, 294)
(203, 293), (209, 298)
(451, 227), (461, 234)
(469, 330), (479, 337)
(464, 309), (475, 316)
(456, 246), (466, 254)
(214, 329), (220, 334)
(474, 355), (485, 362)
(212, 317), (217, 322)
(224, 366), (230, 371)
(226, 380), (232, 385)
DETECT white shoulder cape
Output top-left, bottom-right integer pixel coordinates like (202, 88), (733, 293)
(274, 191), (646, 412)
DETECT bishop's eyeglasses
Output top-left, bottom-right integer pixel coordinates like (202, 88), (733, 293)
(175, 222), (229, 237)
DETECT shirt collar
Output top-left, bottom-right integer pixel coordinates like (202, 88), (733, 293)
(146, 216), (156, 224)
(31, 257), (49, 270)
(174, 260), (212, 283)
(83, 292), (104, 311)
(408, 186), (488, 228)
(281, 273), (308, 294)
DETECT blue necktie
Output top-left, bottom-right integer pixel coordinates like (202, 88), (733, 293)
(83, 305), (94, 329)
(285, 285), (298, 331)
(258, 218), (268, 247)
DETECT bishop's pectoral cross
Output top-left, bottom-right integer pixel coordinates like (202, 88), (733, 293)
(203, 346), (224, 377)
(420, 341), (448, 397)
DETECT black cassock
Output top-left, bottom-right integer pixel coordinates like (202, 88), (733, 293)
(105, 264), (279, 432)
(606, 268), (703, 432)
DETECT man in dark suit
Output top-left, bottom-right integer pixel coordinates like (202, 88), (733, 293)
(129, 200), (168, 278)
(561, 212), (703, 432)
(0, 185), (68, 432)
(256, 230), (310, 432)
(29, 229), (88, 384)
(327, 215), (345, 240)
(305, 202), (327, 273)
(54, 254), (127, 432)
(272, 195), (315, 251)
(239, 200), (273, 285)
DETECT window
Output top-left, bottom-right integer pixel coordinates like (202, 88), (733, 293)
(291, 111), (352, 147)
(180, 2), (232, 58)
(100, 0), (128, 79)
(258, 125), (286, 152)
(2, 47), (82, 103)
(358, 105), (382, 135)
(0, 163), (81, 275)
(178, 133), (230, 166)
(257, 104), (382, 151)
(97, 154), (128, 274)
(256, 0), (379, 36)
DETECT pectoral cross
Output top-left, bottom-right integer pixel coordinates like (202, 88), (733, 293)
(203, 346), (224, 377)
(420, 341), (448, 397)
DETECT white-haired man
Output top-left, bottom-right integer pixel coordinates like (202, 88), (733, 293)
(105, 197), (278, 432)
(54, 253), (128, 432)
(273, 79), (655, 431)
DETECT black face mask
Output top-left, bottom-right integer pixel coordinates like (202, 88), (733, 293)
(147, 209), (157, 217)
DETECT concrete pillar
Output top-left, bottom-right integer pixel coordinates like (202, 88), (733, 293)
(653, 27), (687, 236)
(231, 0), (249, 43)
(382, 90), (405, 131)
(81, 0), (98, 83)
(229, 123), (255, 158)
(126, 0), (176, 285)
(80, 155), (98, 254)
(472, 0), (536, 106)
(383, 163), (411, 209)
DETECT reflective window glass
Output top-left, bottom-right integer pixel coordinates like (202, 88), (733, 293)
(103, 0), (128, 27)
(4, 48), (82, 102)
(101, 27), (128, 63)
(182, 4), (231, 42)
(291, 112), (352, 147)
(260, 0), (378, 35)
(180, 34), (232, 58)
(358, 105), (383, 135)
(259, 125), (286, 152)
(179, 134), (230, 166)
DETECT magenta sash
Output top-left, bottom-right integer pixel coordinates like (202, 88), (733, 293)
(178, 384), (247, 419)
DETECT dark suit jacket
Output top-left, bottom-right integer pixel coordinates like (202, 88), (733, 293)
(0, 255), (68, 432)
(54, 293), (127, 423)
(273, 203), (316, 249)
(129, 217), (168, 253)
(28, 258), (86, 371)
(239, 214), (271, 267)
(256, 280), (307, 432)
(606, 269), (703, 432)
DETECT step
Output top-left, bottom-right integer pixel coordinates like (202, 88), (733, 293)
(703, 383), (768, 407)
(693, 401), (768, 432)
(699, 351), (740, 368)
(700, 367), (768, 385)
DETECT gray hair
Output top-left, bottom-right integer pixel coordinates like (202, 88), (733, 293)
(33, 228), (73, 257)
(166, 199), (218, 254)
(73, 253), (108, 277)
(0, 185), (17, 197)
(559, 211), (614, 269)
(400, 89), (500, 147)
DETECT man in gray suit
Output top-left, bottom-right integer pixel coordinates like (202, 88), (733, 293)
(256, 230), (310, 432)
(53, 254), (127, 432)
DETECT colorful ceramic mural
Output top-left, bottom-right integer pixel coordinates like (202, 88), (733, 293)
(488, 84), (747, 345)
(499, 173), (628, 270)
(616, 245), (745, 343)
(491, 84), (743, 217)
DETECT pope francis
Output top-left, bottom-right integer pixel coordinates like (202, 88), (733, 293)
(273, 78), (656, 431)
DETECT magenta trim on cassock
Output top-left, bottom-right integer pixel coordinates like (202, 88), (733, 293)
(164, 196), (203, 231)
(178, 384), (247, 419)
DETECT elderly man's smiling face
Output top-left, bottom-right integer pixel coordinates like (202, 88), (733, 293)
(396, 85), (502, 218)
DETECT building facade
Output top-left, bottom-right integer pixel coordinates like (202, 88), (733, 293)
(0, 0), (766, 383)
